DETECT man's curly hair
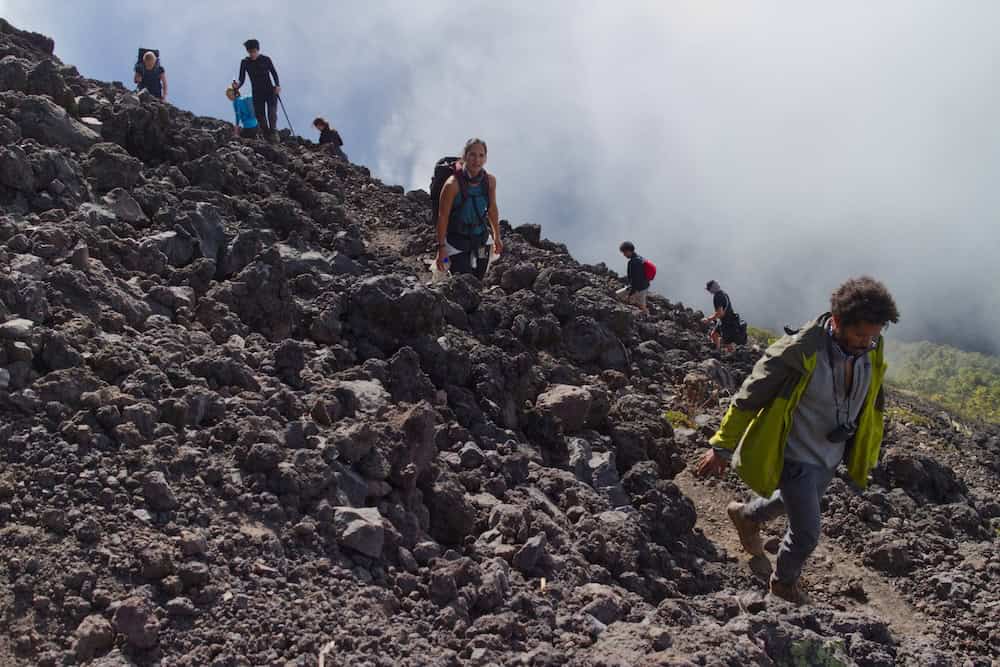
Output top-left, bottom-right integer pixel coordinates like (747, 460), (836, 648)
(830, 276), (900, 327)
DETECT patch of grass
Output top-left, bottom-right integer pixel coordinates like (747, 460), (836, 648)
(885, 406), (933, 428)
(747, 325), (779, 348)
(663, 410), (695, 430)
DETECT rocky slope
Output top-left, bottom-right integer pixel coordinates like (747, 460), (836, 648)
(1, 17), (998, 666)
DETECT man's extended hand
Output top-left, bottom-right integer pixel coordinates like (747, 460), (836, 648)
(694, 448), (728, 477)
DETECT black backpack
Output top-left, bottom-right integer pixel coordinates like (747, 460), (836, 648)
(429, 157), (490, 231)
(720, 292), (748, 345)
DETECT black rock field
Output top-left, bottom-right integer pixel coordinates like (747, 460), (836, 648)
(1, 17), (998, 667)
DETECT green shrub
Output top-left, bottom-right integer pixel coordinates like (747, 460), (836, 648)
(663, 410), (695, 429)
(747, 325), (779, 348)
(885, 405), (932, 428)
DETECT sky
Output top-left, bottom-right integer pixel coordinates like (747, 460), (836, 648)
(3, 1), (999, 354)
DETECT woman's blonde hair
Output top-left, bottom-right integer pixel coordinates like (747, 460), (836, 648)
(463, 137), (487, 158)
(225, 84), (238, 99)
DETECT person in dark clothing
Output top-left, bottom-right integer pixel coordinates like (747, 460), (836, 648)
(616, 241), (650, 312)
(313, 117), (347, 160)
(237, 39), (280, 137)
(703, 280), (743, 350)
(133, 51), (167, 101)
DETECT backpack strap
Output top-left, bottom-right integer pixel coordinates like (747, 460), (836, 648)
(722, 292), (741, 324)
(452, 168), (490, 228)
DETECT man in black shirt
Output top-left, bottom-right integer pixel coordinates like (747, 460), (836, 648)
(703, 280), (743, 350)
(616, 241), (650, 313)
(237, 39), (281, 138)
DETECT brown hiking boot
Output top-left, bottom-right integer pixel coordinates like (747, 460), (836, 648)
(769, 576), (810, 605)
(727, 502), (764, 556)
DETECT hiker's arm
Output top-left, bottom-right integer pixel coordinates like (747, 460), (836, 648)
(160, 72), (167, 99)
(488, 174), (502, 254)
(270, 59), (281, 94)
(237, 61), (246, 88)
(133, 69), (142, 84)
(436, 179), (458, 270)
(702, 301), (725, 323)
(709, 339), (797, 451)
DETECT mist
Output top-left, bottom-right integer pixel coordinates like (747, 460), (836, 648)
(4, 0), (998, 353)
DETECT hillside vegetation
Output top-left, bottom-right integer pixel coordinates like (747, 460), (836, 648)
(886, 340), (1000, 424)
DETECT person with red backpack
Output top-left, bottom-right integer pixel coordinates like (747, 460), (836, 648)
(616, 241), (653, 313)
(434, 138), (502, 280)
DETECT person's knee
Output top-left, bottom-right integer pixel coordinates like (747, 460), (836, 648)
(788, 521), (821, 555)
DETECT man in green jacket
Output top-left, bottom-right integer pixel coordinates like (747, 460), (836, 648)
(695, 276), (899, 604)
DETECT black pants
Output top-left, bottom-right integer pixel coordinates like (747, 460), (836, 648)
(449, 246), (489, 280)
(240, 126), (258, 139)
(252, 91), (278, 133)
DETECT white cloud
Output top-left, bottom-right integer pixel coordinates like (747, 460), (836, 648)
(4, 0), (999, 351)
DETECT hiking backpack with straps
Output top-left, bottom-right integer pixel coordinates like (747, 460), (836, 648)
(720, 292), (748, 345)
(429, 157), (491, 233)
(643, 259), (656, 281)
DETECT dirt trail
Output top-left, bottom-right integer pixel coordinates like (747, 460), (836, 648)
(674, 469), (940, 645)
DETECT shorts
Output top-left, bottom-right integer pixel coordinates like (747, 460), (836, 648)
(616, 287), (647, 308)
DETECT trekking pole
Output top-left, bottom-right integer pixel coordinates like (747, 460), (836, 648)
(277, 95), (295, 136)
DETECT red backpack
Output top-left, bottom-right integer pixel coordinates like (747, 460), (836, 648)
(643, 259), (656, 281)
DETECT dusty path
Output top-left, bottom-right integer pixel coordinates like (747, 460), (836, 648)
(674, 469), (943, 648)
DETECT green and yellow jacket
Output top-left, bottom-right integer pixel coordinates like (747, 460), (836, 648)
(709, 314), (887, 497)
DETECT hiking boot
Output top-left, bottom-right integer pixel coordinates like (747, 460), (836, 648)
(769, 575), (810, 605)
(727, 502), (764, 557)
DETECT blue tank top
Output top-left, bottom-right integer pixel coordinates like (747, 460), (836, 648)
(450, 179), (488, 238)
(233, 97), (258, 129)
